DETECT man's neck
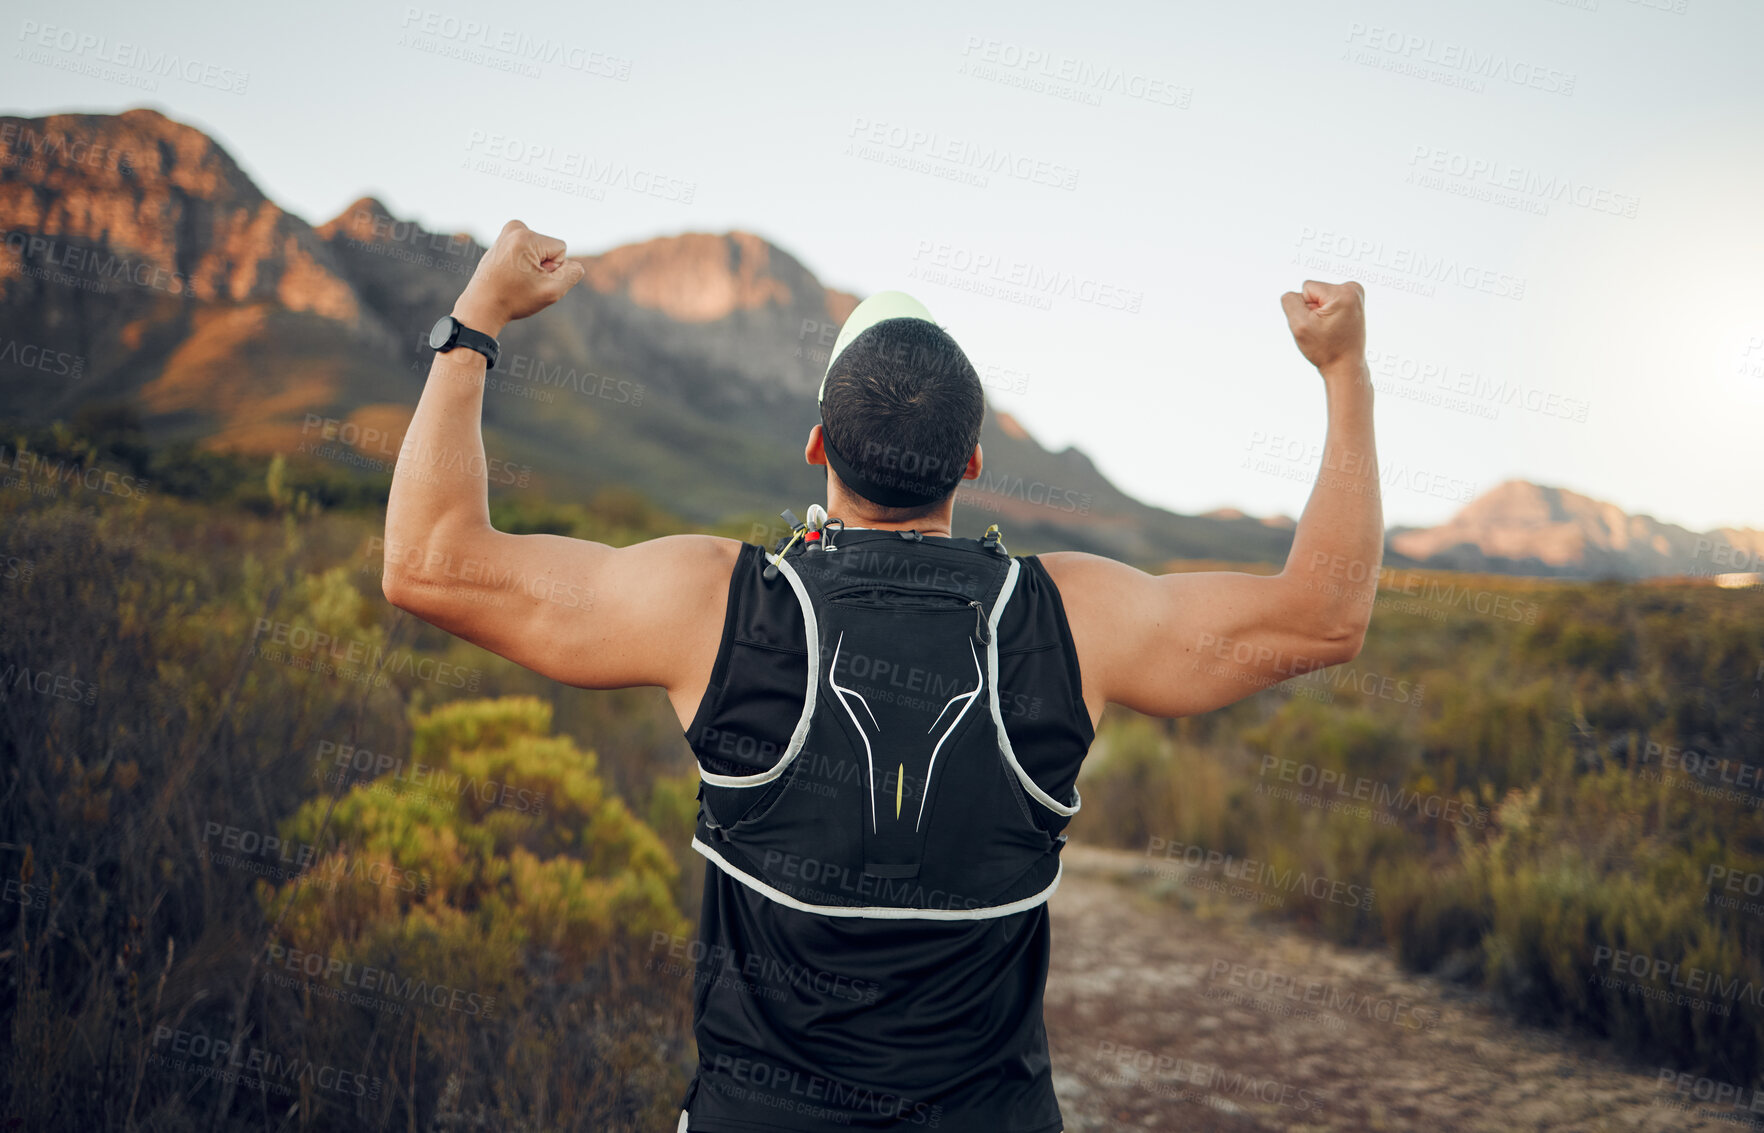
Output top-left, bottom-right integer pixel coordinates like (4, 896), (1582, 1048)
(836, 523), (951, 537)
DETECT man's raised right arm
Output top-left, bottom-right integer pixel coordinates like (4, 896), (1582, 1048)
(1044, 279), (1381, 721)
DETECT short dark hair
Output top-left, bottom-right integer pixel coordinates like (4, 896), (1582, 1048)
(820, 317), (984, 522)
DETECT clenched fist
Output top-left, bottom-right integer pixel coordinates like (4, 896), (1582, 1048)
(1280, 279), (1366, 379)
(452, 219), (586, 335)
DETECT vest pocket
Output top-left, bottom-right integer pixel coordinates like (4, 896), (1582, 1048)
(700, 762), (796, 830)
(827, 587), (975, 610)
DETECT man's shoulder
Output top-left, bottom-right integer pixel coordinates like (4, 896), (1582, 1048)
(620, 533), (748, 626)
(638, 533), (748, 577)
(1026, 549), (1119, 592)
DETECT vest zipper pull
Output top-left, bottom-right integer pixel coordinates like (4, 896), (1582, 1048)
(970, 599), (991, 645)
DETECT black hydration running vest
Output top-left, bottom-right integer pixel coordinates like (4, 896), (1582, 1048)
(677, 523), (1094, 1132)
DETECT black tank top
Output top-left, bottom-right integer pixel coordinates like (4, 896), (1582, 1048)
(677, 532), (1094, 1132)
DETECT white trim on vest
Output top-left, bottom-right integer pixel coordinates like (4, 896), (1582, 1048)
(695, 550), (819, 788)
(988, 558), (1082, 817)
(691, 835), (1062, 920)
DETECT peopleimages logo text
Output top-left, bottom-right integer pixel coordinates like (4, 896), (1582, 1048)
(1344, 22), (1576, 95)
(1293, 228), (1526, 300)
(16, 20), (251, 93)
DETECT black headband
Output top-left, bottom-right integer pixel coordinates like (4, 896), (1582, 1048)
(818, 415), (961, 508)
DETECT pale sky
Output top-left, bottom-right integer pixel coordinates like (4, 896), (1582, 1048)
(6, 0), (1762, 530)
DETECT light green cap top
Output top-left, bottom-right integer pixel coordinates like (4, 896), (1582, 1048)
(817, 290), (937, 404)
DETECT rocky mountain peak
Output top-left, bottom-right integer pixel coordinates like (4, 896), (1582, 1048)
(0, 107), (358, 320)
(579, 230), (798, 323)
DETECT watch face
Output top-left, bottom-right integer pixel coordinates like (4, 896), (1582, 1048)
(427, 315), (457, 351)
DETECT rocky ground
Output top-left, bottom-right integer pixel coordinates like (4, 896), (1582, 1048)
(1043, 843), (1750, 1132)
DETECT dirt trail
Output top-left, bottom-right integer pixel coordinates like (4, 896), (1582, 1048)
(1043, 843), (1737, 1132)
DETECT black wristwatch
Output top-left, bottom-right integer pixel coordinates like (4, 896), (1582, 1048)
(427, 314), (500, 370)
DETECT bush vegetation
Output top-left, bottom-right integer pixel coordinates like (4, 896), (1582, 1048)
(4, 412), (1759, 1127)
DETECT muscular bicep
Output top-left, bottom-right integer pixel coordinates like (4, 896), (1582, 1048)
(1040, 551), (1358, 720)
(383, 526), (739, 693)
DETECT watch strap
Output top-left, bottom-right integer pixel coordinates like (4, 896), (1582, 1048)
(450, 320), (500, 369)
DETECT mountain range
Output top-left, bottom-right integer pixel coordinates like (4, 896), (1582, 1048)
(3, 106), (1759, 580)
